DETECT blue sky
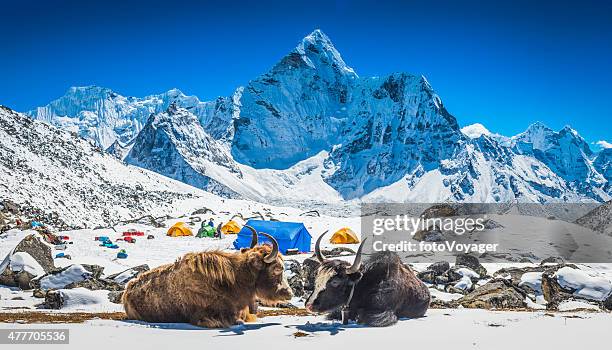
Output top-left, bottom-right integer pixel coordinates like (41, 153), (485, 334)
(1, 0), (610, 146)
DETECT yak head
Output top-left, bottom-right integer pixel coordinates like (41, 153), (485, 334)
(305, 231), (366, 313)
(242, 226), (293, 303)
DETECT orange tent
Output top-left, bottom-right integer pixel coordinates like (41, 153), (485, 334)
(330, 227), (360, 244)
(221, 220), (242, 235)
(167, 222), (193, 237)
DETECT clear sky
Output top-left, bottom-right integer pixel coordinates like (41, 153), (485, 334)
(1, 0), (610, 146)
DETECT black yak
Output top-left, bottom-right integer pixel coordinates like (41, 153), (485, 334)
(305, 232), (430, 327)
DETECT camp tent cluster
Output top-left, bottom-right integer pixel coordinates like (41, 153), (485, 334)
(167, 219), (359, 253)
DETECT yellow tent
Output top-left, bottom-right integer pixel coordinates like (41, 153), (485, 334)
(167, 222), (193, 237)
(221, 220), (242, 235)
(330, 227), (360, 244)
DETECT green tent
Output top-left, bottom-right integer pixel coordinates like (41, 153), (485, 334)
(197, 224), (215, 238)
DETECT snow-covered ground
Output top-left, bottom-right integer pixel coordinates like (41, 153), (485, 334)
(2, 210), (612, 350)
(2, 309), (611, 350)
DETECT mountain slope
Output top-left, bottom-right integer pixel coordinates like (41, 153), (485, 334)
(125, 103), (241, 198)
(0, 106), (216, 228)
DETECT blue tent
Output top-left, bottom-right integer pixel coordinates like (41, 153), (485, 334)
(233, 220), (312, 254)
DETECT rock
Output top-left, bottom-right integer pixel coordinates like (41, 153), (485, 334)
(482, 219), (504, 230)
(416, 270), (436, 284)
(321, 247), (356, 257)
(191, 208), (214, 215)
(541, 256), (565, 265)
(0, 269), (36, 289)
(421, 204), (458, 219)
(457, 279), (526, 309)
(540, 267), (579, 310)
(65, 278), (123, 291)
(38, 290), (64, 309)
(455, 254), (487, 277)
(106, 264), (150, 286)
(1, 199), (20, 214)
(301, 257), (321, 292)
(413, 226), (445, 242)
(428, 261), (451, 275)
(288, 274), (304, 297)
(81, 264), (105, 279)
(604, 294), (612, 311)
(108, 291), (124, 304)
(14, 234), (55, 273)
(32, 289), (45, 298)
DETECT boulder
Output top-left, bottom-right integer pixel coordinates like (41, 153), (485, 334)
(413, 226), (445, 242)
(106, 264), (150, 286)
(288, 274), (305, 297)
(38, 290), (64, 309)
(428, 261), (451, 276)
(455, 254), (487, 277)
(14, 234), (55, 273)
(0, 269), (36, 289)
(457, 279), (526, 309)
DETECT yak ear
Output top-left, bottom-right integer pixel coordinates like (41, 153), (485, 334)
(240, 248), (249, 253)
(348, 271), (363, 283)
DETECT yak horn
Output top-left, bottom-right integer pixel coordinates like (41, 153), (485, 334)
(314, 230), (329, 263)
(261, 232), (279, 264)
(347, 237), (367, 274)
(244, 225), (258, 248)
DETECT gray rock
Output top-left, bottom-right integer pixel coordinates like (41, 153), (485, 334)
(428, 261), (451, 275)
(38, 290), (64, 309)
(541, 256), (565, 265)
(301, 257), (321, 292)
(106, 264), (149, 286)
(108, 291), (124, 304)
(457, 279), (526, 309)
(14, 234), (55, 273)
(455, 253), (487, 277)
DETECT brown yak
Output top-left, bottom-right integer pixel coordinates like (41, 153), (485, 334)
(122, 226), (293, 328)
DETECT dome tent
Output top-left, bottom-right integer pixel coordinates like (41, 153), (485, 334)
(221, 220), (242, 235)
(167, 222), (193, 237)
(330, 227), (360, 244)
(233, 220), (311, 254)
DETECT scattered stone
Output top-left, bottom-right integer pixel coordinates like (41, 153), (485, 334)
(541, 256), (565, 265)
(455, 254), (487, 278)
(108, 291), (124, 304)
(38, 290), (64, 309)
(107, 264), (150, 286)
(301, 257), (320, 292)
(32, 289), (45, 298)
(321, 247), (356, 258)
(428, 261), (451, 275)
(457, 279), (526, 309)
(413, 226), (445, 242)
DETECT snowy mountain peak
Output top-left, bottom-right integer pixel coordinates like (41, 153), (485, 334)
(281, 29), (357, 77)
(461, 123), (492, 139)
